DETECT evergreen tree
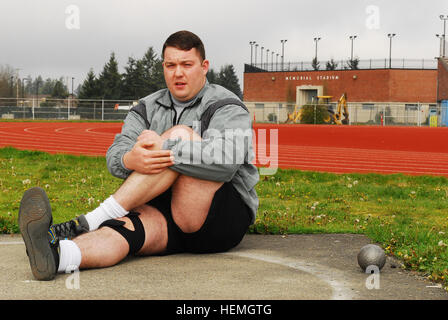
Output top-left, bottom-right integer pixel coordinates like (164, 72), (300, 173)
(206, 68), (219, 84)
(347, 57), (360, 70)
(78, 69), (101, 99)
(51, 79), (69, 98)
(312, 57), (320, 70)
(120, 57), (146, 100)
(24, 75), (34, 96)
(32, 76), (44, 95)
(150, 58), (166, 92)
(41, 78), (56, 95)
(141, 47), (165, 93)
(120, 47), (165, 100)
(0, 64), (15, 97)
(326, 59), (338, 70)
(97, 52), (122, 99)
(75, 84), (81, 96)
(217, 65), (242, 99)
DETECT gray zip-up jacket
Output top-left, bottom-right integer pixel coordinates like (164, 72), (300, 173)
(106, 82), (259, 224)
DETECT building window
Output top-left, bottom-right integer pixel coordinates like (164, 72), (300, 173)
(405, 104), (418, 111)
(362, 104), (374, 110)
(255, 103), (264, 109)
(278, 103), (283, 109)
(429, 104), (438, 115)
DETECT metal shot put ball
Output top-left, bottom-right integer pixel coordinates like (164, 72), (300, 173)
(357, 244), (386, 272)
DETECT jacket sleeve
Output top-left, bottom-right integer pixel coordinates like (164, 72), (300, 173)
(106, 110), (147, 179)
(163, 104), (254, 182)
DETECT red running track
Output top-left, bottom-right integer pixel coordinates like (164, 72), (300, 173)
(1, 122), (448, 177)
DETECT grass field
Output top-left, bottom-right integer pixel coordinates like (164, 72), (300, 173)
(1, 146), (447, 289)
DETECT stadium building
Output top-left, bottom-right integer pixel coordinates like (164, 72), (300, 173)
(243, 57), (448, 126)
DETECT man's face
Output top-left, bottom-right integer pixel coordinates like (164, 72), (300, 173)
(163, 46), (209, 102)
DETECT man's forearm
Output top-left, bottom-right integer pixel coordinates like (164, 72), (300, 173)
(106, 110), (149, 178)
(163, 137), (248, 182)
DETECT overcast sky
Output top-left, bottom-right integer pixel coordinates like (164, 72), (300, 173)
(1, 0), (447, 92)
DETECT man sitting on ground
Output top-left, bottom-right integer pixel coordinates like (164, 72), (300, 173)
(18, 30), (259, 280)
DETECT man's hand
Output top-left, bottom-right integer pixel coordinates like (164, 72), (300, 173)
(123, 130), (175, 174)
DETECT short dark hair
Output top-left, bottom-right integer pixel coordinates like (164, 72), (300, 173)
(162, 30), (206, 61)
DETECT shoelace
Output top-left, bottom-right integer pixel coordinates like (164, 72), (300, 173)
(52, 220), (76, 238)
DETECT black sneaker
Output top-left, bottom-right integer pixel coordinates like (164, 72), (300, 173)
(18, 187), (59, 281)
(50, 215), (89, 241)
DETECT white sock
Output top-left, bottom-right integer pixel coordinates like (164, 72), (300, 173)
(58, 240), (82, 273)
(84, 195), (128, 231)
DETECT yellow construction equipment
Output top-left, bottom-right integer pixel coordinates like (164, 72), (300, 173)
(317, 93), (349, 125)
(333, 93), (349, 125)
(316, 96), (333, 123)
(284, 104), (302, 123)
(284, 93), (349, 124)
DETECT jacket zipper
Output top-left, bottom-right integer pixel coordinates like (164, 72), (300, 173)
(176, 108), (187, 125)
(172, 108), (178, 126)
(173, 97), (203, 126)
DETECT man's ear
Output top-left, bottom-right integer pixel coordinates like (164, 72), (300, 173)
(202, 59), (210, 75)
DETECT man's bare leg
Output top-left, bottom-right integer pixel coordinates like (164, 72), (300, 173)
(69, 125), (222, 269)
(74, 176), (223, 269)
(109, 125), (201, 211)
(74, 205), (168, 268)
(77, 125), (198, 233)
(113, 169), (179, 211)
(171, 175), (222, 233)
(73, 181), (223, 269)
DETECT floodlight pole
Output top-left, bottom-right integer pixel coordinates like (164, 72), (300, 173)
(249, 41), (256, 65)
(255, 43), (259, 66)
(15, 69), (20, 105)
(266, 49), (269, 70)
(69, 77), (74, 120)
(436, 34), (444, 56)
(440, 15), (448, 57)
(387, 33), (396, 68)
(313, 37), (321, 60)
(10, 76), (14, 97)
(280, 40), (287, 71)
(349, 35), (357, 61)
(22, 77), (31, 98)
(276, 53), (279, 71)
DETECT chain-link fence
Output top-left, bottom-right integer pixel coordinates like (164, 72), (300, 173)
(245, 101), (448, 127)
(0, 98), (135, 121)
(1, 97), (447, 127)
(245, 58), (437, 73)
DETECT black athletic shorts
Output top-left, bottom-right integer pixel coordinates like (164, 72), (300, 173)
(146, 182), (252, 255)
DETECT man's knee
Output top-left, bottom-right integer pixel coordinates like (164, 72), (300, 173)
(98, 212), (146, 255)
(173, 174), (222, 192)
(74, 226), (130, 268)
(171, 175), (223, 233)
(132, 205), (169, 255)
(172, 212), (204, 234)
(161, 125), (201, 142)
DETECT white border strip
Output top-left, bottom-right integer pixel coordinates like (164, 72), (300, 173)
(224, 251), (355, 300)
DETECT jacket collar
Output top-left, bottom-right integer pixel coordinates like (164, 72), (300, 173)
(156, 80), (209, 108)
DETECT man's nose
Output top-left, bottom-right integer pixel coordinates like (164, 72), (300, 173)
(174, 65), (183, 77)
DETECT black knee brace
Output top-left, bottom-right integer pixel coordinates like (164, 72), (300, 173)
(98, 211), (145, 255)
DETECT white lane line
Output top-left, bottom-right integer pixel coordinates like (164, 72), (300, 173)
(0, 241), (24, 245)
(224, 251), (355, 300)
(85, 128), (116, 135)
(54, 127), (73, 133)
